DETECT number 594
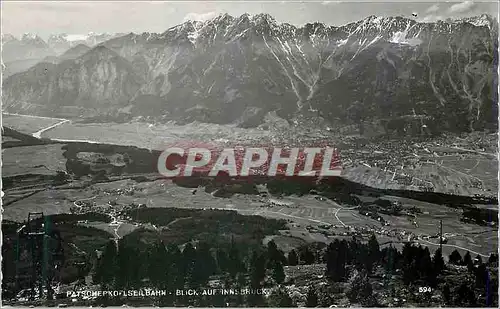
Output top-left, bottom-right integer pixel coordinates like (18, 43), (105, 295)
(419, 287), (432, 293)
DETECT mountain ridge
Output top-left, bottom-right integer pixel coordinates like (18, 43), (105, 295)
(1, 32), (125, 78)
(2, 13), (498, 134)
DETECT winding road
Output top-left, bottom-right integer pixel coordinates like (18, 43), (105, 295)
(380, 239), (491, 258)
(419, 239), (490, 258)
(5, 112), (98, 143)
(32, 119), (70, 139)
(334, 205), (359, 227)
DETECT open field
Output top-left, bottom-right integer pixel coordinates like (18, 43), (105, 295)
(31, 116), (498, 197)
(2, 189), (74, 221)
(5, 113), (496, 196)
(2, 144), (66, 177)
(342, 153), (497, 197)
(41, 121), (289, 149)
(2, 113), (497, 260)
(2, 113), (66, 135)
(39, 116), (339, 149)
(375, 195), (496, 257)
(79, 221), (138, 238)
(3, 177), (496, 258)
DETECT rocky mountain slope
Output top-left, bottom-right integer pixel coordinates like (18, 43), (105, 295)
(3, 46), (142, 116)
(3, 14), (498, 133)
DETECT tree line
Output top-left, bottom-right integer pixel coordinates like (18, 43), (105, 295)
(321, 235), (498, 307)
(92, 233), (498, 307)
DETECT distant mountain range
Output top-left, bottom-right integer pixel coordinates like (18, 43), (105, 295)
(2, 14), (498, 134)
(1, 32), (124, 77)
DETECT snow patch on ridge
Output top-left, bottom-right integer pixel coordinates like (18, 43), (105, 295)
(337, 38), (348, 46)
(389, 21), (422, 46)
(390, 31), (422, 46)
(65, 34), (90, 42)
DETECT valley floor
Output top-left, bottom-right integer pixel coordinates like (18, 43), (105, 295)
(2, 113), (498, 307)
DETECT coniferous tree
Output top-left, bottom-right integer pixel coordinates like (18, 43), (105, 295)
(94, 241), (118, 288)
(367, 234), (380, 270)
(347, 236), (360, 264)
(300, 246), (316, 265)
(418, 247), (431, 275)
(182, 243), (197, 285)
(166, 244), (183, 290)
(456, 283), (477, 306)
(227, 241), (245, 277)
(148, 240), (168, 287)
(484, 270), (494, 306)
(432, 248), (445, 274)
(267, 240), (279, 264)
(325, 240), (346, 281)
(402, 243), (417, 284)
(475, 254), (483, 265)
(420, 247), (436, 286)
(272, 260), (286, 284)
(305, 286), (318, 307)
(249, 250), (266, 286)
(382, 245), (398, 273)
(463, 251), (473, 270)
(488, 253), (498, 266)
(267, 240), (286, 267)
(339, 239), (349, 267)
(192, 242), (216, 287)
(248, 250), (266, 307)
(355, 244), (369, 271)
(325, 241), (336, 279)
(116, 241), (131, 288)
(338, 240), (348, 280)
(448, 249), (462, 265)
(442, 284), (451, 306)
(346, 270), (374, 306)
(288, 249), (299, 266)
(347, 236), (363, 265)
(216, 248), (229, 273)
(475, 263), (488, 288)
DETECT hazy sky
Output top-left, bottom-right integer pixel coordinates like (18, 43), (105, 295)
(1, 0), (498, 38)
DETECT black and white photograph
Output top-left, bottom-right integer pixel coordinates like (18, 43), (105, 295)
(1, 0), (499, 307)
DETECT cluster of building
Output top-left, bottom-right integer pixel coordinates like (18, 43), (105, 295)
(70, 196), (146, 220)
(340, 137), (422, 171)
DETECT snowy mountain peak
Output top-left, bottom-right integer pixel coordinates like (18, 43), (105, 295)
(461, 14), (497, 30)
(213, 12), (233, 22)
(22, 32), (40, 40)
(20, 33), (46, 45)
(251, 13), (276, 24)
(1, 33), (17, 43)
(2, 12), (497, 134)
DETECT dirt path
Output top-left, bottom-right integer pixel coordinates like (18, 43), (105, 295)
(165, 216), (192, 228)
(380, 239), (492, 257)
(420, 239), (491, 258)
(450, 146), (496, 158)
(73, 196), (97, 209)
(334, 205), (359, 227)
